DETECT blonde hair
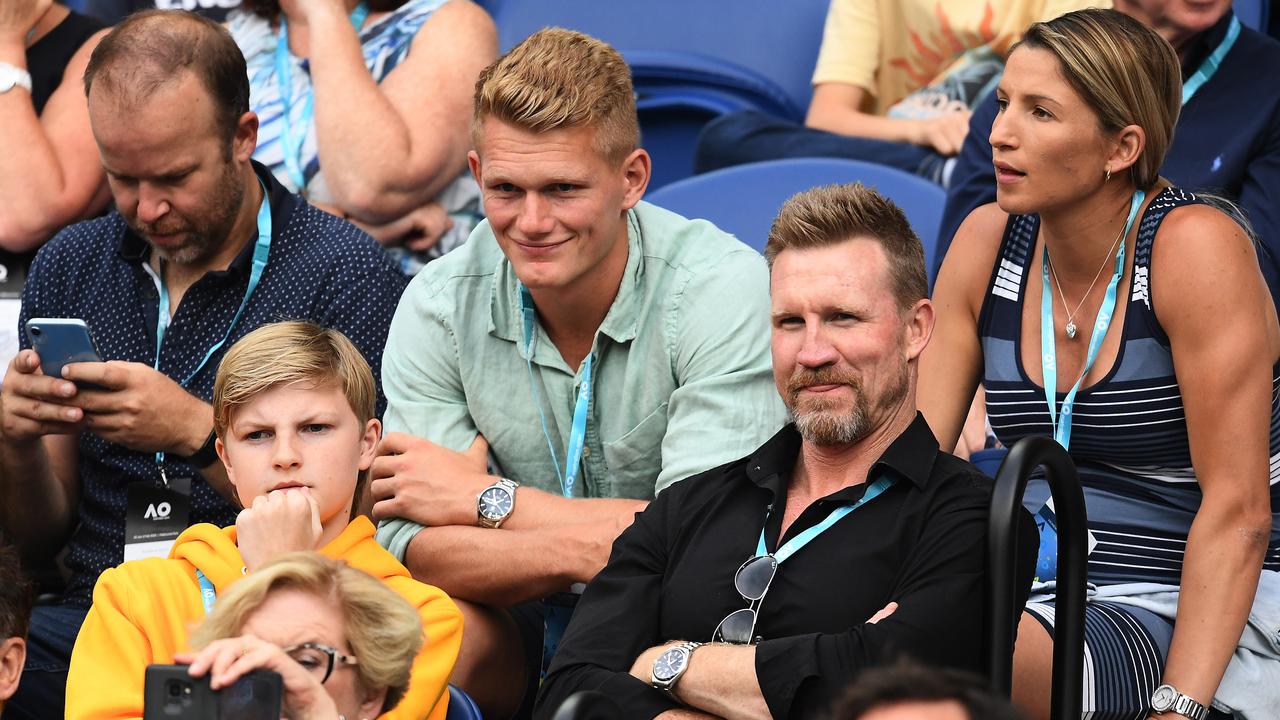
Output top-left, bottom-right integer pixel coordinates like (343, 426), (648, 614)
(188, 553), (423, 714)
(213, 322), (376, 516)
(765, 183), (927, 310)
(473, 27), (639, 163)
(1016, 9), (1181, 190)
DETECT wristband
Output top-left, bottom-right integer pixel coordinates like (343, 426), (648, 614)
(181, 428), (220, 468)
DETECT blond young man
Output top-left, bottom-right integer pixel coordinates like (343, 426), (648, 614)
(369, 28), (787, 717)
(66, 322), (462, 720)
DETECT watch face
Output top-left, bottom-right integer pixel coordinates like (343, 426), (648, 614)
(478, 487), (513, 520)
(652, 648), (686, 681)
(1151, 685), (1177, 711)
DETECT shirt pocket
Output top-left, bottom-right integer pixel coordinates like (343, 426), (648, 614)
(601, 402), (669, 500)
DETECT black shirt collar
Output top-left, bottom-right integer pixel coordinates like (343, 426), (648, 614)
(1179, 9), (1235, 78)
(117, 160), (297, 279)
(745, 412), (941, 501)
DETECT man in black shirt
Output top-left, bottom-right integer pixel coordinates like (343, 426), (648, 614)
(537, 184), (1001, 718)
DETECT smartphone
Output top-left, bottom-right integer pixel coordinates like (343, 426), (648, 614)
(143, 664), (283, 720)
(24, 318), (102, 380)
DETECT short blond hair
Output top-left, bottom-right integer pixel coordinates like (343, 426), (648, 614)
(765, 184), (927, 310)
(1016, 9), (1181, 190)
(213, 321), (375, 436)
(213, 322), (376, 514)
(188, 553), (423, 714)
(473, 27), (639, 163)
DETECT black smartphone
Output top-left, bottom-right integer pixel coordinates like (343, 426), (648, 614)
(143, 664), (283, 720)
(24, 318), (102, 380)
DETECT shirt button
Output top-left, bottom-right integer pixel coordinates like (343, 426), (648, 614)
(582, 446), (591, 458)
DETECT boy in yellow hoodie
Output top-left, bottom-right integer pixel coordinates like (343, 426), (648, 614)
(65, 321), (463, 719)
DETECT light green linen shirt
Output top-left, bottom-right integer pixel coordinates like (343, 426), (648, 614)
(376, 201), (787, 560)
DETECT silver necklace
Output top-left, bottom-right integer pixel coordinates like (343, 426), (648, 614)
(1045, 221), (1127, 340)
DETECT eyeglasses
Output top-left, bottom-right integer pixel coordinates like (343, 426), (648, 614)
(712, 554), (778, 645)
(282, 642), (359, 684)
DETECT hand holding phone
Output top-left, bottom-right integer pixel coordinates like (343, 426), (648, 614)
(24, 318), (102, 382)
(172, 635), (341, 720)
(0, 348), (85, 444)
(144, 664), (283, 720)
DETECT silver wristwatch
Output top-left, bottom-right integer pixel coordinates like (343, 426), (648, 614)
(476, 478), (519, 528)
(0, 63), (32, 94)
(650, 641), (702, 693)
(1150, 684), (1209, 720)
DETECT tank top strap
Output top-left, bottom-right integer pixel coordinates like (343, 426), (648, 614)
(978, 212), (1040, 347)
(1127, 187), (1206, 347)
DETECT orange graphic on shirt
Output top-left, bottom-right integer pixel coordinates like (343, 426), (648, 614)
(888, 3), (997, 91)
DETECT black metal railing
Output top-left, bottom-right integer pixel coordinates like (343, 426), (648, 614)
(986, 436), (1088, 720)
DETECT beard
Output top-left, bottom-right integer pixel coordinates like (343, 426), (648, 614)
(127, 159), (245, 266)
(785, 363), (910, 447)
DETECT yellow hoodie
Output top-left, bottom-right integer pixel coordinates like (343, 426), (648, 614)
(66, 516), (462, 720)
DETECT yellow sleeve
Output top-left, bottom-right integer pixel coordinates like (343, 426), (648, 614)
(382, 580), (464, 720)
(66, 566), (153, 720)
(811, 0), (882, 93)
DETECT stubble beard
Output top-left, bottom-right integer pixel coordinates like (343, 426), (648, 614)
(786, 364), (910, 447)
(130, 159), (245, 267)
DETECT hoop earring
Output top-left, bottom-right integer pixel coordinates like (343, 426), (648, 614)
(1104, 168), (1112, 182)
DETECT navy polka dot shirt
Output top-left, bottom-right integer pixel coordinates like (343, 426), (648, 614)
(18, 162), (410, 606)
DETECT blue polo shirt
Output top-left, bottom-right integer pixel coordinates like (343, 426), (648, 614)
(18, 161), (409, 606)
(938, 11), (1280, 309)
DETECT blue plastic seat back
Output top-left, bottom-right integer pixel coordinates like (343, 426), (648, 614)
(1234, 0), (1271, 31)
(646, 158), (946, 277)
(625, 50), (804, 189)
(490, 0), (831, 118)
(446, 684), (483, 720)
(969, 447), (1010, 479)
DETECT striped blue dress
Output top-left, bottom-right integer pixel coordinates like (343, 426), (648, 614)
(980, 186), (1280, 718)
(228, 0), (480, 264)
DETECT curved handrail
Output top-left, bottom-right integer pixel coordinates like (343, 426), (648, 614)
(985, 436), (1087, 720)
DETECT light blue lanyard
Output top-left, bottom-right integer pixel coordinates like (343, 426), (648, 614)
(755, 475), (895, 562)
(274, 4), (369, 191)
(1182, 15), (1240, 105)
(1039, 189), (1144, 450)
(152, 179), (273, 476)
(195, 569), (217, 615)
(518, 284), (593, 499)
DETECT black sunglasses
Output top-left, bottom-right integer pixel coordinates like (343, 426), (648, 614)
(712, 554), (778, 644)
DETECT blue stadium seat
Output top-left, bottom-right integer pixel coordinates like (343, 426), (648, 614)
(645, 157), (946, 277)
(1235, 0), (1271, 31)
(970, 447), (1009, 478)
(489, 0), (831, 189)
(446, 684), (483, 720)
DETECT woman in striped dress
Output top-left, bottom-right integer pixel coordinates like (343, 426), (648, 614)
(227, 0), (496, 267)
(919, 9), (1279, 720)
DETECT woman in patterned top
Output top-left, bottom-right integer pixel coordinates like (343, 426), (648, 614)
(227, 0), (495, 266)
(919, 8), (1279, 720)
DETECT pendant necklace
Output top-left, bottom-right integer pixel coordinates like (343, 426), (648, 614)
(1045, 220), (1127, 340)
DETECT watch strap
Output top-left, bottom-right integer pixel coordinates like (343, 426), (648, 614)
(0, 63), (32, 93)
(180, 428), (220, 468)
(1172, 694), (1209, 720)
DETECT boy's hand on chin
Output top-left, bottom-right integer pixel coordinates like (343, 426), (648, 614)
(237, 488), (324, 572)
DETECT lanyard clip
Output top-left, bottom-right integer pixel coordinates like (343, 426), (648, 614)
(158, 462), (170, 489)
